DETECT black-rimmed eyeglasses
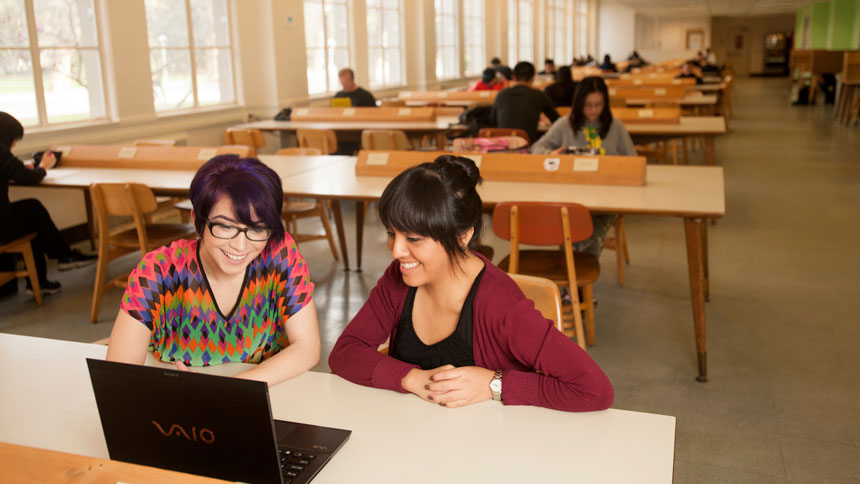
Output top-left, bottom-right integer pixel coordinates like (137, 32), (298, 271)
(206, 221), (272, 241)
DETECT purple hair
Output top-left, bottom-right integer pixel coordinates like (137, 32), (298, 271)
(190, 155), (285, 247)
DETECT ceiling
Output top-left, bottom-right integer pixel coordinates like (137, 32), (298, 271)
(609, 0), (814, 18)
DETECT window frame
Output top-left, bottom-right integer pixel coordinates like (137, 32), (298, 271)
(365, 0), (405, 89)
(0, 0), (111, 128)
(303, 0), (352, 96)
(462, 0), (485, 77)
(434, 0), (460, 81)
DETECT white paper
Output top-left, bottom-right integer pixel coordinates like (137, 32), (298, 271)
(672, 79), (682, 85)
(397, 108), (412, 116)
(118, 147), (137, 159)
(55, 146), (72, 157)
(638, 109), (655, 118)
(633, 79), (643, 85)
(655, 88), (667, 96)
(543, 157), (560, 172)
(479, 91), (491, 98)
(343, 108), (356, 116)
(400, 92), (413, 98)
(437, 92), (449, 98)
(197, 148), (218, 160)
(609, 88), (617, 96)
(463, 154), (482, 168)
(366, 153), (390, 166)
(573, 157), (600, 172)
(42, 169), (78, 181)
(295, 108), (309, 116)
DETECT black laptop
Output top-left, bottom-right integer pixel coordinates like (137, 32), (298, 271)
(86, 359), (350, 484)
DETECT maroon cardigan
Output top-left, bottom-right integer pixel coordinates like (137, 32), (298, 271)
(328, 255), (614, 412)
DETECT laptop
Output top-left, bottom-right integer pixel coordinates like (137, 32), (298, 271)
(86, 359), (351, 484)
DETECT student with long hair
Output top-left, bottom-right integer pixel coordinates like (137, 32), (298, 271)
(106, 155), (320, 385)
(544, 65), (577, 108)
(328, 155), (613, 412)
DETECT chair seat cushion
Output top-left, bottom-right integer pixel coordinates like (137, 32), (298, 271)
(498, 250), (600, 286)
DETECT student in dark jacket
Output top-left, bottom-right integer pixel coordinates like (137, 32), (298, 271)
(676, 62), (703, 84)
(490, 61), (560, 143)
(333, 68), (376, 107)
(598, 54), (617, 72)
(0, 112), (96, 296)
(544, 66), (577, 108)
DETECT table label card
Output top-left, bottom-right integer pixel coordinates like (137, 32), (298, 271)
(480, 91), (491, 97)
(638, 109), (655, 118)
(343, 108), (356, 116)
(55, 146), (72, 157)
(398, 108), (412, 116)
(543, 157), (560, 172)
(633, 79), (643, 85)
(655, 88), (667, 96)
(672, 79), (682, 85)
(366, 153), (390, 166)
(609, 88), (617, 96)
(295, 108), (309, 116)
(401, 92), (413, 98)
(197, 148), (218, 161)
(118, 147), (137, 159)
(573, 157), (600, 172)
(463, 154), (482, 168)
(621, 73), (631, 79)
(438, 92), (449, 98)
(649, 73), (658, 78)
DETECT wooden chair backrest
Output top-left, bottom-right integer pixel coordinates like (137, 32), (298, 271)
(380, 100), (407, 107)
(275, 147), (322, 156)
(296, 129), (338, 155)
(508, 273), (564, 332)
(361, 130), (409, 150)
(477, 128), (530, 143)
(90, 183), (158, 250)
(290, 107), (436, 122)
(398, 90), (497, 103)
(844, 51), (860, 84)
(224, 128), (266, 148)
(133, 139), (177, 147)
(54, 145), (254, 170)
(492, 202), (593, 246)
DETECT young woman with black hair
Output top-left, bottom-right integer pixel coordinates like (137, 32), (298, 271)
(328, 155), (613, 412)
(531, 76), (636, 257)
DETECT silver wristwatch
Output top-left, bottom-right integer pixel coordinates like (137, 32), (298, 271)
(490, 369), (503, 401)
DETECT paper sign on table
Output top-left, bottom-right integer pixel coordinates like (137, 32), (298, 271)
(638, 109), (654, 118)
(366, 153), (390, 166)
(655, 88), (667, 95)
(343, 108), (356, 116)
(463, 154), (482, 168)
(295, 108), (309, 116)
(543, 158), (560, 172)
(573, 157), (599, 172)
(118, 147), (137, 159)
(397, 108), (412, 116)
(197, 148), (218, 160)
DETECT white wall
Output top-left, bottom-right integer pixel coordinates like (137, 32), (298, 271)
(635, 15), (711, 63)
(598, 1), (636, 62)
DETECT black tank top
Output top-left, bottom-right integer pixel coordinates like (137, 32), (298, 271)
(390, 267), (485, 370)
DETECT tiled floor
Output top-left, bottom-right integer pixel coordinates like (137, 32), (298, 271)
(2, 77), (860, 483)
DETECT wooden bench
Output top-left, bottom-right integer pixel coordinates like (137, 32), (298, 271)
(290, 106), (437, 122)
(355, 150), (647, 186)
(53, 145), (255, 170)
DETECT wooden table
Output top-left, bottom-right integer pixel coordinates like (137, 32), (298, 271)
(0, 334), (677, 484)
(280, 157), (725, 381)
(625, 116), (727, 166)
(233, 118), (466, 149)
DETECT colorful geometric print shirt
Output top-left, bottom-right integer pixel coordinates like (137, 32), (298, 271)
(120, 236), (314, 366)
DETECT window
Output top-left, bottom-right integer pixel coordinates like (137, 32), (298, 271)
(462, 0), (484, 76)
(506, 0), (533, 64)
(0, 0), (107, 127)
(576, 0), (589, 57)
(304, 0), (350, 95)
(366, 0), (403, 88)
(145, 0), (235, 112)
(547, 0), (569, 65)
(434, 0), (459, 80)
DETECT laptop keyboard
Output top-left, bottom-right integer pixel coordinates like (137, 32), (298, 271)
(279, 447), (316, 483)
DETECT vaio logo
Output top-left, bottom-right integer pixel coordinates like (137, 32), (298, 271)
(152, 421), (216, 444)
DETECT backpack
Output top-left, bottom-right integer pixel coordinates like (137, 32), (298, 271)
(458, 106), (495, 137)
(274, 108), (292, 121)
(452, 136), (529, 153)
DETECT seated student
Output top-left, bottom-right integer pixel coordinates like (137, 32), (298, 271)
(539, 58), (556, 75)
(677, 62), (703, 84)
(691, 51), (707, 68)
(469, 68), (504, 91)
(544, 66), (577, 108)
(531, 76), (636, 257)
(705, 47), (717, 65)
(328, 155), (614, 412)
(490, 61), (560, 143)
(333, 68), (377, 107)
(106, 155), (320, 386)
(598, 54), (617, 72)
(490, 57), (513, 81)
(0, 111), (96, 297)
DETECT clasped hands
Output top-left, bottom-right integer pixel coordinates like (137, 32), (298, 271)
(401, 365), (495, 408)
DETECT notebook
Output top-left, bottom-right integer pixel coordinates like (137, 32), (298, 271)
(86, 358), (351, 484)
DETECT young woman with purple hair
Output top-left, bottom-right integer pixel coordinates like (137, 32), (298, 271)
(106, 155), (320, 385)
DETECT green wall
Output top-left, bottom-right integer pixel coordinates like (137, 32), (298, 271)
(796, 0), (860, 50)
(810, 2), (831, 48)
(828, 0), (860, 49)
(796, 6), (811, 48)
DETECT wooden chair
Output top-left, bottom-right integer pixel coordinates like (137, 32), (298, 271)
(361, 130), (409, 150)
(133, 139), (177, 147)
(275, 147), (322, 156)
(477, 128), (530, 144)
(492, 202), (601, 349)
(0, 234), (42, 306)
(297, 129), (338, 155)
(89, 183), (197, 323)
(603, 215), (630, 286)
(224, 128), (266, 149)
(282, 200), (339, 261)
(508, 273), (564, 334)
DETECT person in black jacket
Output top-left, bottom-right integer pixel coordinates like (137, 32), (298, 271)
(0, 112), (95, 296)
(544, 66), (577, 108)
(333, 68), (377, 107)
(490, 61), (560, 144)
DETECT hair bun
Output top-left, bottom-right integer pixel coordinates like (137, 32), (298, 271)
(433, 154), (482, 189)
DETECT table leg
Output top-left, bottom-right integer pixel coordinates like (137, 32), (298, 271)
(329, 200), (351, 271)
(704, 135), (716, 166)
(684, 217), (708, 382)
(84, 189), (96, 251)
(355, 201), (365, 272)
(435, 132), (446, 149)
(703, 221), (710, 302)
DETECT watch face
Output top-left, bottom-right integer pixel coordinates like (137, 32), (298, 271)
(490, 379), (502, 392)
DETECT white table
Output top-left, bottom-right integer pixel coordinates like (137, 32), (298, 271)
(0, 334), (676, 484)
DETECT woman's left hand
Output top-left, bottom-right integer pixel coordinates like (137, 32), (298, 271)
(174, 361), (195, 372)
(425, 366), (495, 408)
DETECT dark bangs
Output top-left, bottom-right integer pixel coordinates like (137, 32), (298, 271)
(569, 76), (614, 139)
(190, 155), (285, 248)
